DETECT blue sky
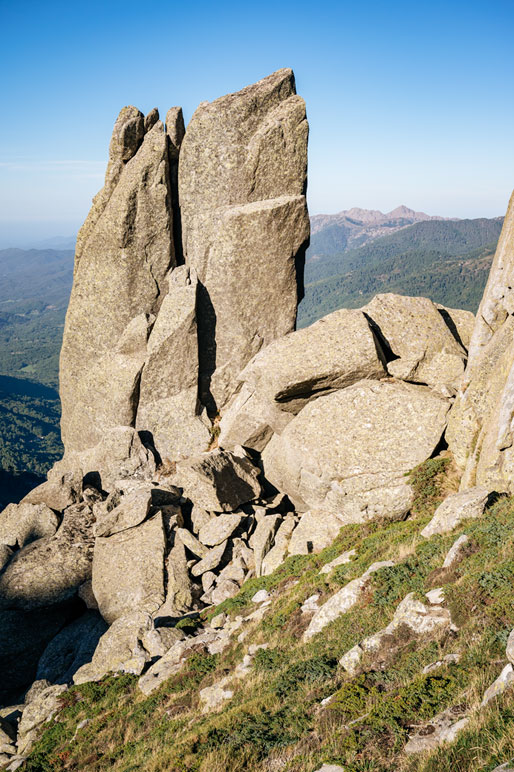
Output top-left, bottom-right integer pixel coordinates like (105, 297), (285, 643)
(1, 0), (513, 245)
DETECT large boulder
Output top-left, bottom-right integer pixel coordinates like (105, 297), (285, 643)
(179, 68), (309, 411)
(420, 487), (490, 538)
(0, 502), (59, 550)
(60, 109), (175, 460)
(36, 612), (108, 685)
(447, 192), (514, 493)
(219, 308), (386, 450)
(262, 380), (450, 519)
(92, 513), (166, 624)
(136, 266), (210, 462)
(362, 293), (468, 389)
(174, 449), (261, 512)
(0, 503), (95, 610)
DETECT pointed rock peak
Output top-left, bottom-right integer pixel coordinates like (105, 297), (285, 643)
(205, 68), (296, 111)
(166, 107), (185, 156)
(109, 106), (145, 162)
(144, 107), (159, 133)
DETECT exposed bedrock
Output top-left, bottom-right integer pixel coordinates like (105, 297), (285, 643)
(448, 191), (514, 492)
(179, 67), (310, 412)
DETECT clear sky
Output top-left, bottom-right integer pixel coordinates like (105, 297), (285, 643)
(1, 0), (513, 246)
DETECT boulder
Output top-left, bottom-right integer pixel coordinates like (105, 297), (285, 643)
(436, 304), (475, 350)
(21, 468), (82, 512)
(198, 513), (243, 546)
(176, 527), (210, 559)
(179, 68), (309, 411)
(420, 487), (489, 538)
(219, 308), (386, 450)
(362, 293), (467, 388)
(93, 513), (166, 624)
(507, 628), (514, 664)
(442, 534), (470, 568)
(447, 193), (514, 492)
(73, 611), (154, 684)
(36, 612), (108, 685)
(60, 111), (175, 458)
(249, 514), (281, 577)
(404, 708), (469, 754)
(93, 487), (152, 537)
(303, 561), (394, 641)
(17, 684), (67, 756)
(481, 663), (514, 707)
(339, 593), (452, 676)
(261, 515), (296, 575)
(136, 266), (210, 461)
(288, 510), (347, 556)
(165, 534), (193, 612)
(262, 380), (450, 519)
(190, 541), (228, 577)
(0, 502), (59, 549)
(175, 449), (261, 512)
(0, 503), (94, 610)
(319, 549), (357, 575)
(211, 579), (240, 605)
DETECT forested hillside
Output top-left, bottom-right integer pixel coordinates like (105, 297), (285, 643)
(299, 218), (503, 326)
(0, 248), (73, 500)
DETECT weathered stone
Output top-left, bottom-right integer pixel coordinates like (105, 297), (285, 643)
(138, 630), (221, 695)
(211, 579), (240, 605)
(180, 68), (309, 411)
(288, 510), (346, 556)
(404, 708), (469, 754)
(263, 380), (449, 518)
(447, 194), (514, 492)
(176, 527), (210, 559)
(363, 293), (467, 388)
(303, 561), (394, 641)
(0, 503), (94, 610)
(252, 589), (270, 604)
(436, 304), (475, 350)
(141, 626), (184, 659)
(420, 487), (489, 538)
(219, 308), (385, 450)
(314, 766), (346, 772)
(249, 514), (281, 577)
(0, 544), (12, 572)
(144, 107), (159, 133)
(175, 449), (261, 512)
(60, 105), (175, 467)
(507, 629), (514, 665)
(166, 534), (193, 612)
(202, 571), (216, 592)
(21, 468), (81, 512)
(191, 505), (212, 534)
(442, 534), (470, 568)
(320, 549), (357, 575)
(93, 513), (165, 624)
(217, 557), (246, 585)
(261, 515), (296, 575)
(73, 611), (153, 684)
(0, 502), (58, 549)
(190, 541), (228, 577)
(55, 426), (156, 493)
(17, 684), (67, 756)
(94, 487), (152, 537)
(36, 612), (108, 685)
(481, 663), (514, 706)
(198, 513), (243, 546)
(136, 266), (210, 461)
(340, 593), (452, 676)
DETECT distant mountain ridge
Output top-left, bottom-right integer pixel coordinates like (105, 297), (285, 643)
(309, 204), (455, 256)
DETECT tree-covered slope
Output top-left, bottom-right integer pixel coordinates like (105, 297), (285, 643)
(299, 218), (502, 327)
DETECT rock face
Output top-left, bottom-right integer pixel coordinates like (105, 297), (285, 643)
(219, 308), (386, 450)
(60, 110), (175, 459)
(135, 266), (210, 462)
(362, 293), (468, 389)
(179, 67), (309, 412)
(447, 193), (514, 492)
(262, 380), (450, 519)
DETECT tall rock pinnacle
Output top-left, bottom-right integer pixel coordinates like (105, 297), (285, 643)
(179, 67), (310, 413)
(60, 107), (176, 459)
(447, 191), (514, 491)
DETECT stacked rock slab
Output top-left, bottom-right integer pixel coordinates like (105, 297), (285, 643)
(447, 192), (514, 491)
(179, 67), (310, 413)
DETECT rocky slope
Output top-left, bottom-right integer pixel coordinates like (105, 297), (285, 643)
(1, 69), (514, 771)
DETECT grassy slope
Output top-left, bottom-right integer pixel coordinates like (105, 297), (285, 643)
(22, 458), (514, 772)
